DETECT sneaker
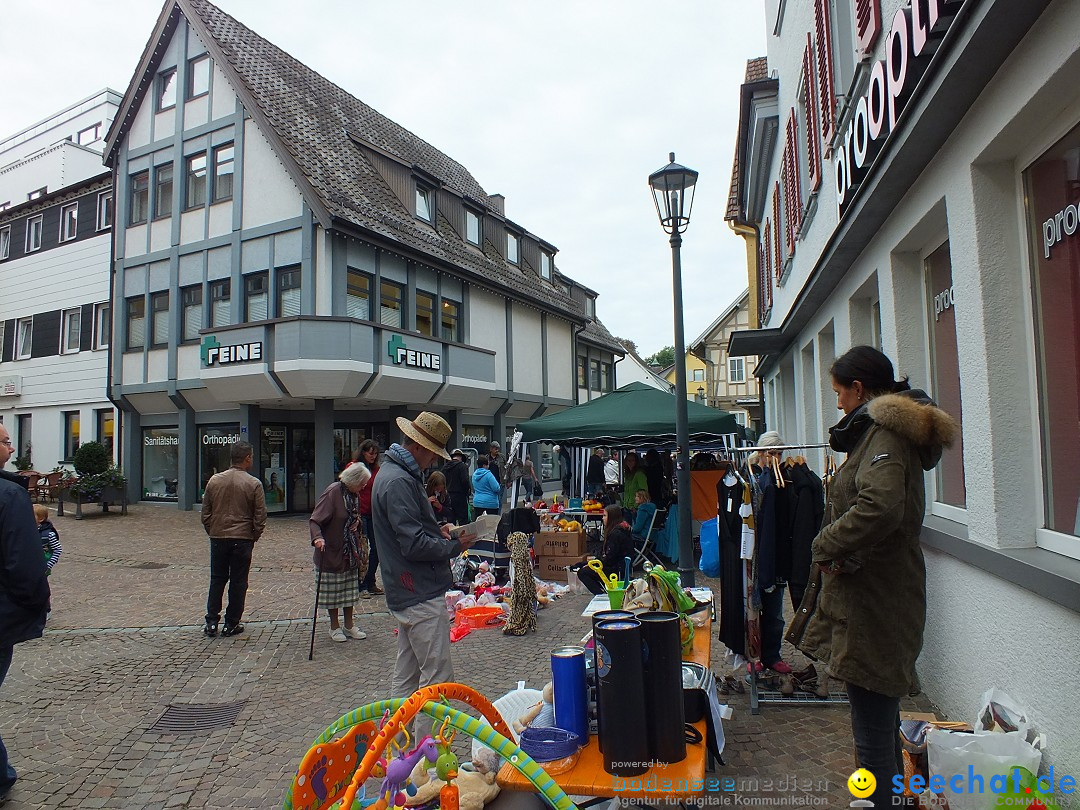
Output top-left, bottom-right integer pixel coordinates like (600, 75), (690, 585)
(368, 584), (384, 596)
(203, 622), (218, 637)
(220, 623), (244, 637)
(344, 626), (367, 640)
(329, 627), (347, 642)
(767, 660), (793, 674)
(359, 590), (373, 600)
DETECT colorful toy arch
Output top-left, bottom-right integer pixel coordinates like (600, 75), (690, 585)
(285, 683), (575, 810)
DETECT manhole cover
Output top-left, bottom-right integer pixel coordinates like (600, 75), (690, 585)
(148, 700), (248, 734)
(132, 561), (169, 569)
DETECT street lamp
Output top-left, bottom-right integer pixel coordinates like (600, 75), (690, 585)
(697, 385), (705, 404)
(649, 152), (698, 587)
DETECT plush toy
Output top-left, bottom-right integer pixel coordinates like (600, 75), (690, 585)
(535, 582), (550, 607)
(405, 759), (500, 810)
(502, 532), (537, 636)
(512, 682), (555, 735)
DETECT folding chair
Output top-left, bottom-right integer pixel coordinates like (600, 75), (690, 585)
(631, 507), (665, 570)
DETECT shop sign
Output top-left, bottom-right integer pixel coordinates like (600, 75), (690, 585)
(933, 286), (955, 321)
(387, 334), (441, 371)
(1041, 199), (1080, 259)
(144, 433), (179, 446)
(835, 0), (965, 216)
(0, 376), (21, 397)
(201, 335), (263, 367)
(202, 432), (241, 446)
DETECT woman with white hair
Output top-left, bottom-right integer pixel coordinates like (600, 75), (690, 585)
(310, 462), (371, 642)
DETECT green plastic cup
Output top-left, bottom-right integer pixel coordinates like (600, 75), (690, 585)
(607, 588), (627, 609)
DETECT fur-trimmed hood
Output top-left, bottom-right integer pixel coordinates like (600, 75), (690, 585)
(830, 389), (958, 470)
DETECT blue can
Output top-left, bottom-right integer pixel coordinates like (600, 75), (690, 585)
(551, 645), (589, 745)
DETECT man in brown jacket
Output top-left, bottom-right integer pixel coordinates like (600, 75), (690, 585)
(201, 442), (266, 637)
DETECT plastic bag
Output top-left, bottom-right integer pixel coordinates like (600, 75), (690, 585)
(698, 517), (720, 577)
(566, 568), (591, 595)
(974, 688), (1033, 739)
(927, 728), (1042, 810)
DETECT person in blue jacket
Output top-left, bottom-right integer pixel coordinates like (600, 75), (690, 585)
(471, 455), (502, 516)
(630, 489), (657, 544)
(0, 423), (50, 805)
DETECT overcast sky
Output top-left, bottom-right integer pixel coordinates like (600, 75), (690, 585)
(1, 0), (767, 358)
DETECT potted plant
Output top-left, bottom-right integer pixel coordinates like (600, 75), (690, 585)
(13, 444), (32, 472)
(58, 442), (128, 519)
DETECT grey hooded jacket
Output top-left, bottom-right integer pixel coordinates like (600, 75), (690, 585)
(371, 444), (464, 611)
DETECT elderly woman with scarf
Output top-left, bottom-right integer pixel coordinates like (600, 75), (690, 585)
(310, 462), (371, 642)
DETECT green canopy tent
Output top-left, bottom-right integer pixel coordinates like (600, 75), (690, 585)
(516, 381), (747, 448)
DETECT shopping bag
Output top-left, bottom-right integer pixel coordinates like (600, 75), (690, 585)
(698, 517), (720, 577)
(927, 727), (1042, 810)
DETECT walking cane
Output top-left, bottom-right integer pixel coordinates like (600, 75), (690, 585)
(309, 548), (323, 661)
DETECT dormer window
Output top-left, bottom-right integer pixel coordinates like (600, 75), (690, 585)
(585, 297), (595, 318)
(157, 67), (177, 111)
(540, 250), (553, 279)
(415, 185), (434, 223)
(506, 232), (520, 264)
(465, 209), (481, 246)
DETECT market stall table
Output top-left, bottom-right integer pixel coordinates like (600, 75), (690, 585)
(497, 601), (715, 804)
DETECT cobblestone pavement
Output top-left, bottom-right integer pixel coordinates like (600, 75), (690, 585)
(1, 504), (936, 809)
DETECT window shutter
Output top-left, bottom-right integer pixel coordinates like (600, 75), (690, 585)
(803, 35), (822, 193)
(780, 149), (792, 258)
(815, 0), (837, 144)
(762, 219), (773, 311)
(772, 182), (783, 281)
(855, 0), (882, 54)
(788, 113), (803, 243)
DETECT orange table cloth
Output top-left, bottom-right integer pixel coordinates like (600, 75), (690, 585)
(497, 617), (712, 801)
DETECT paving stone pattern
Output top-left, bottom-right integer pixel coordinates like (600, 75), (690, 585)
(1, 504), (936, 808)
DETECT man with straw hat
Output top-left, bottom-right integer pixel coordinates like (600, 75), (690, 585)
(372, 412), (477, 700)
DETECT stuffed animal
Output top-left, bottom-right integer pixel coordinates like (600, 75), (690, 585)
(502, 532), (537, 636)
(406, 759), (499, 810)
(512, 682), (555, 735)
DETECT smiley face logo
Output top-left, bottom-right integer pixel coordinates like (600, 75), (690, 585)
(848, 768), (876, 799)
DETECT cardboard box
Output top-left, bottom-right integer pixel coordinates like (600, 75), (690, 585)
(534, 530), (586, 557)
(536, 554), (587, 582)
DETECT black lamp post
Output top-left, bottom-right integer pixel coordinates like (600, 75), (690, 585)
(649, 152), (698, 587)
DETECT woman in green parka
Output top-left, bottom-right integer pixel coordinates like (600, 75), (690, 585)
(787, 346), (957, 808)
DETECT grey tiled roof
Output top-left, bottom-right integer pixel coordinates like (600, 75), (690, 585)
(182, 0), (581, 316)
(726, 58), (769, 223)
(580, 318), (626, 354)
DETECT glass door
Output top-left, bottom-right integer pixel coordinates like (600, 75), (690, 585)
(261, 425), (288, 514)
(290, 426), (316, 513)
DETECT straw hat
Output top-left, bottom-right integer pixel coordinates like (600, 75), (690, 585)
(395, 412), (452, 460)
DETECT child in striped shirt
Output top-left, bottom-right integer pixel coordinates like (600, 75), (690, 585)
(34, 504), (62, 573)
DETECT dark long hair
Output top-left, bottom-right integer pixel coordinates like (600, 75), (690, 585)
(353, 439), (381, 467)
(830, 345), (911, 397)
(604, 504), (624, 525)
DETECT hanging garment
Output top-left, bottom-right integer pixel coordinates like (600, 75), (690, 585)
(740, 482), (760, 662)
(786, 461), (825, 608)
(717, 471), (746, 656)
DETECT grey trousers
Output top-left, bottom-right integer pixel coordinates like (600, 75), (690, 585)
(390, 596), (455, 702)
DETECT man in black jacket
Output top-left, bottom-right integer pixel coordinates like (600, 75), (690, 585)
(442, 449), (472, 526)
(0, 424), (50, 805)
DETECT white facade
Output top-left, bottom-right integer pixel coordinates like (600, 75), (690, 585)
(730, 0), (1080, 783)
(0, 92), (119, 473)
(614, 352), (673, 392)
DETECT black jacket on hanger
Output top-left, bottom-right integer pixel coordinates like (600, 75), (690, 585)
(787, 462), (825, 593)
(716, 471), (746, 656)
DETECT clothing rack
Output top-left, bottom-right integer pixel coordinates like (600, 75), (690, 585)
(726, 442), (849, 714)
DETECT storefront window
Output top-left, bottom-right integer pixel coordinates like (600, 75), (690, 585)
(539, 442), (560, 483)
(143, 428), (179, 501)
(198, 425), (242, 502)
(332, 427), (369, 474)
(1025, 124), (1080, 537)
(96, 408), (114, 457)
(925, 241), (966, 508)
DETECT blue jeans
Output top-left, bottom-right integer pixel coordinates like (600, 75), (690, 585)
(847, 682), (904, 807)
(360, 515), (379, 591)
(205, 539), (254, 626)
(0, 644), (16, 795)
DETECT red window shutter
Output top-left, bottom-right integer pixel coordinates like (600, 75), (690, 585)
(780, 152), (792, 258)
(761, 221), (772, 312)
(803, 35), (822, 193)
(788, 113), (803, 241)
(855, 0), (882, 54)
(773, 182), (783, 280)
(815, 0), (837, 143)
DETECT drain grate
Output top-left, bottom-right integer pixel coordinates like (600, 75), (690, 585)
(132, 561), (170, 569)
(148, 700), (248, 734)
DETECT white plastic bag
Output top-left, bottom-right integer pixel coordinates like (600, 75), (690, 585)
(927, 727), (1042, 810)
(974, 688), (1033, 739)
